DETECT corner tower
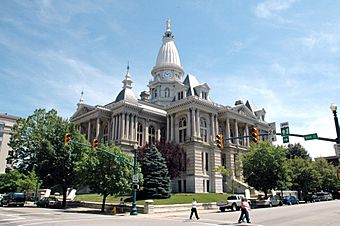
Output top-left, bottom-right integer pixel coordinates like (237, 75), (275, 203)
(149, 18), (185, 106)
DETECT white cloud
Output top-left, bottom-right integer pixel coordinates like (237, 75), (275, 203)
(255, 0), (297, 18)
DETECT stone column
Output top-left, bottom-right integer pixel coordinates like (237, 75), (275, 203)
(134, 115), (138, 142)
(118, 113), (122, 140)
(112, 115), (116, 140)
(211, 113), (215, 142)
(187, 110), (191, 140)
(215, 114), (219, 137)
(125, 113), (130, 140)
(170, 114), (174, 142)
(196, 109), (200, 138)
(87, 121), (91, 141)
(145, 120), (149, 144)
(234, 120), (239, 145)
(192, 108), (196, 137)
(121, 113), (126, 139)
(245, 124), (249, 146)
(225, 118), (230, 146)
(96, 118), (100, 139)
(166, 115), (170, 142)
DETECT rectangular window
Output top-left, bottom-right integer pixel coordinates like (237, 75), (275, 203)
(178, 180), (182, 193)
(205, 152), (209, 171)
(183, 180), (187, 193)
(207, 180), (210, 192)
(221, 153), (226, 167)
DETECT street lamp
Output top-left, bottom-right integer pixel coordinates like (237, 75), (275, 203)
(130, 144), (138, 215)
(330, 103), (340, 144)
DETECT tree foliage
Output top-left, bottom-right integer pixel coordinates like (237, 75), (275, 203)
(242, 141), (288, 197)
(286, 143), (311, 160)
(140, 145), (170, 198)
(312, 158), (338, 191)
(138, 142), (186, 179)
(0, 170), (37, 193)
(289, 158), (318, 195)
(8, 108), (86, 207)
(79, 144), (140, 212)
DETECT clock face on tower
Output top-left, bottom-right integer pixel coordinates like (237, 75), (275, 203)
(163, 70), (172, 78)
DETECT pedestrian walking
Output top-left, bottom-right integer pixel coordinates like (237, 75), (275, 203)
(119, 198), (125, 213)
(238, 197), (251, 223)
(189, 198), (200, 220)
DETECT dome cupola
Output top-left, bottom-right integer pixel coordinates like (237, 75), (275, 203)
(151, 18), (184, 80)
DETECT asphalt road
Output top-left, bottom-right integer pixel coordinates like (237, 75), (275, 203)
(1, 200), (340, 226)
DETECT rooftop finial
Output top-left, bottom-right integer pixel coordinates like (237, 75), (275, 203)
(78, 90), (84, 104)
(166, 18), (171, 32)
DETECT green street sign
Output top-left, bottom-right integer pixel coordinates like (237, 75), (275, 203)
(281, 127), (290, 136)
(283, 136), (289, 143)
(304, 133), (318, 141)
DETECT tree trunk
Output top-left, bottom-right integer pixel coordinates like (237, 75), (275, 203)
(101, 193), (107, 213)
(62, 185), (67, 208)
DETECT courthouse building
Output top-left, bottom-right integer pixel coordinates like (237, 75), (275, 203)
(71, 19), (273, 193)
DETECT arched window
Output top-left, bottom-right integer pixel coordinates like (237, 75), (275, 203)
(148, 125), (156, 144)
(179, 117), (187, 143)
(137, 123), (143, 147)
(200, 117), (207, 142)
(165, 88), (170, 97)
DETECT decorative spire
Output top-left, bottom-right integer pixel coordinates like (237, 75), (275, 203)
(164, 17), (173, 38)
(166, 18), (171, 32)
(79, 90), (84, 104)
(122, 62), (133, 89)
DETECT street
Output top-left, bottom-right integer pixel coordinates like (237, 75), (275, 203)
(0, 200), (340, 226)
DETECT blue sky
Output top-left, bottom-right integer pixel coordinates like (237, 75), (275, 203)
(1, 0), (340, 158)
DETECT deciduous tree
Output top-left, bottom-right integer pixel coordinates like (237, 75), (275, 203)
(242, 141), (288, 197)
(8, 108), (86, 208)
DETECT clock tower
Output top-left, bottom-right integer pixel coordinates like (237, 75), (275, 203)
(149, 18), (185, 106)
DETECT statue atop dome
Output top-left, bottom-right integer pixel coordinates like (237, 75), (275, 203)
(166, 18), (171, 32)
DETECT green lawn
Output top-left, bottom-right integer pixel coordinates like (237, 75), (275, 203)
(75, 193), (228, 205)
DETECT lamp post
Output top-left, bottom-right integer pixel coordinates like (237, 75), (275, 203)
(330, 103), (340, 144)
(130, 145), (138, 215)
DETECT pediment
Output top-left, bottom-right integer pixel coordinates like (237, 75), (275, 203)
(232, 104), (256, 118)
(71, 104), (95, 119)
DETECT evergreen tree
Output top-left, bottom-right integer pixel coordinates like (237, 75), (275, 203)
(141, 145), (170, 198)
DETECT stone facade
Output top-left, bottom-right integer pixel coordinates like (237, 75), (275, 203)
(0, 113), (18, 173)
(70, 19), (273, 193)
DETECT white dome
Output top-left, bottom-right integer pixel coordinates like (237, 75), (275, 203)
(155, 36), (181, 68)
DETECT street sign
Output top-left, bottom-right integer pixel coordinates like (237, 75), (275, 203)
(334, 144), (340, 156)
(280, 122), (289, 143)
(268, 122), (277, 142)
(283, 136), (289, 143)
(304, 133), (318, 141)
(133, 174), (138, 183)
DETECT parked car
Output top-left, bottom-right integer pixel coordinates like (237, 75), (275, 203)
(315, 192), (333, 201)
(331, 190), (340, 200)
(36, 196), (62, 208)
(303, 194), (317, 203)
(216, 194), (244, 212)
(253, 195), (282, 208)
(282, 195), (299, 205)
(0, 192), (25, 207)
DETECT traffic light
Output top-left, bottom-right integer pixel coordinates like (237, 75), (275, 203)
(92, 138), (99, 150)
(64, 133), (71, 145)
(251, 127), (259, 144)
(216, 134), (223, 149)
